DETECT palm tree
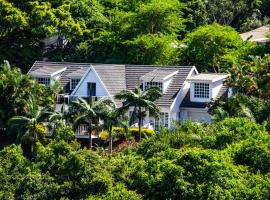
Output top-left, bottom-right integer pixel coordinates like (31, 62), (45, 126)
(47, 103), (70, 136)
(71, 97), (106, 149)
(8, 97), (47, 155)
(115, 86), (161, 141)
(95, 99), (127, 155)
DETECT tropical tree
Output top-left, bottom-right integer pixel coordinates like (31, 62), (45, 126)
(48, 103), (70, 124)
(180, 23), (244, 72)
(0, 62), (57, 131)
(115, 86), (161, 141)
(95, 99), (127, 155)
(208, 94), (270, 125)
(7, 97), (47, 156)
(71, 97), (110, 148)
(0, 0), (87, 70)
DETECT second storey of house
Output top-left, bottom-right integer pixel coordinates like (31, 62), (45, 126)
(28, 61), (230, 127)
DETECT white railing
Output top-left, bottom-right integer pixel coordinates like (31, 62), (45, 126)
(56, 94), (70, 104)
(76, 124), (89, 136)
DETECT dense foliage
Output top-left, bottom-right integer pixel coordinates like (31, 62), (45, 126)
(0, 118), (269, 199)
(1, 0), (270, 199)
(0, 63), (58, 132)
(1, 0), (270, 71)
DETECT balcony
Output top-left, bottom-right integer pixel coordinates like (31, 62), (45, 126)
(56, 94), (70, 104)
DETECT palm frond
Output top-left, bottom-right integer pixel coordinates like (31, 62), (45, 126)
(70, 97), (90, 112)
(8, 116), (31, 129)
(143, 87), (162, 101)
(239, 104), (256, 121)
(114, 90), (137, 101)
(73, 113), (91, 129)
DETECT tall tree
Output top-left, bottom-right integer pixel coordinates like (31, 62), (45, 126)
(180, 23), (244, 72)
(71, 97), (112, 148)
(70, 0), (186, 65)
(182, 0), (266, 31)
(94, 99), (127, 155)
(115, 86), (161, 141)
(0, 62), (57, 130)
(0, 0), (86, 71)
(7, 97), (47, 156)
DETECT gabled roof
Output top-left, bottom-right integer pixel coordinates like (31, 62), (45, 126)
(187, 73), (229, 83)
(29, 61), (194, 108)
(240, 26), (270, 43)
(92, 64), (126, 107)
(140, 68), (178, 82)
(28, 62), (66, 77)
(28, 61), (90, 85)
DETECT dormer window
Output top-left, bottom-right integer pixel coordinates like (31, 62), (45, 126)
(144, 82), (163, 92)
(36, 77), (50, 85)
(194, 83), (209, 98)
(70, 79), (80, 90)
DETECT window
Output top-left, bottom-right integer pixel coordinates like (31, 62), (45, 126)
(87, 82), (96, 96)
(70, 79), (80, 90)
(194, 83), (209, 98)
(151, 112), (169, 130)
(144, 82), (163, 92)
(36, 77), (50, 85)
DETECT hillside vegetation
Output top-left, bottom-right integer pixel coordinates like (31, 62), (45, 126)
(1, 0), (270, 199)
(1, 118), (269, 199)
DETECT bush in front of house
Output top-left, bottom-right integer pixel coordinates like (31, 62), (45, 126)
(100, 127), (155, 142)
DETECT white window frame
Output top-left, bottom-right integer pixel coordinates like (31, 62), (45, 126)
(70, 78), (81, 90)
(36, 77), (50, 85)
(150, 112), (169, 130)
(144, 81), (163, 92)
(194, 83), (210, 99)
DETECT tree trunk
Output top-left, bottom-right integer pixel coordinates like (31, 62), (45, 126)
(138, 116), (142, 142)
(89, 120), (92, 149)
(109, 126), (113, 156)
(138, 107), (142, 141)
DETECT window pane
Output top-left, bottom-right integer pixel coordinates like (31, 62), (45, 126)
(144, 82), (163, 92)
(87, 82), (96, 96)
(194, 83), (209, 98)
(71, 79), (80, 90)
(36, 77), (50, 85)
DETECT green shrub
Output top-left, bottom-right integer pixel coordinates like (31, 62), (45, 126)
(100, 127), (155, 141)
(201, 118), (268, 149)
(100, 127), (128, 141)
(128, 127), (155, 138)
(88, 183), (143, 200)
(231, 136), (270, 174)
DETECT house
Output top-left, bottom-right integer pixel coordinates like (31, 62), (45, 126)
(28, 61), (230, 133)
(240, 25), (270, 44)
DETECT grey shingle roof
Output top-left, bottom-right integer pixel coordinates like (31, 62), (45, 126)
(92, 64), (126, 107)
(155, 67), (193, 107)
(140, 68), (178, 82)
(28, 62), (67, 76)
(28, 61), (90, 86)
(187, 73), (229, 82)
(29, 62), (194, 108)
(126, 65), (194, 108)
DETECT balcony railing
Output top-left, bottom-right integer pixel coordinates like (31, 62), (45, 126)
(76, 124), (89, 136)
(56, 94), (70, 104)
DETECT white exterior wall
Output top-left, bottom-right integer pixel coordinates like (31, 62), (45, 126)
(180, 107), (211, 123)
(163, 78), (173, 93)
(212, 80), (224, 99)
(72, 68), (109, 97)
(190, 81), (213, 102)
(170, 67), (198, 123)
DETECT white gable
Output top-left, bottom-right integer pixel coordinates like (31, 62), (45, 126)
(71, 67), (110, 97)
